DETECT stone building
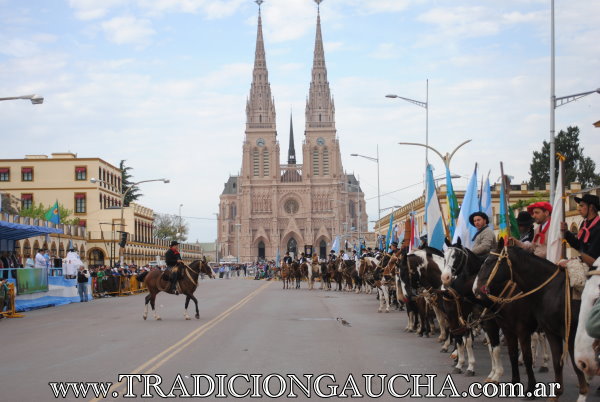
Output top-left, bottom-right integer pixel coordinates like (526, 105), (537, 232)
(218, 5), (368, 262)
(0, 153), (202, 265)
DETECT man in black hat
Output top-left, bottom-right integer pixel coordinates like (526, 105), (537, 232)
(165, 240), (183, 294)
(469, 212), (497, 258)
(516, 211), (534, 243)
(283, 251), (293, 265)
(328, 249), (337, 263)
(560, 193), (600, 266)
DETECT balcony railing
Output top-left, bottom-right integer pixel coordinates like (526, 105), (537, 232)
(280, 165), (302, 183)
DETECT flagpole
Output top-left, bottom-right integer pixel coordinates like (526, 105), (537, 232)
(500, 162), (511, 239)
(557, 153), (566, 259)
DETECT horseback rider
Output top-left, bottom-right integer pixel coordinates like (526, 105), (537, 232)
(516, 210), (534, 243)
(511, 202), (552, 259)
(469, 212), (497, 259)
(298, 252), (307, 265)
(283, 251), (293, 265)
(328, 249), (337, 263)
(560, 194), (600, 268)
(374, 247), (382, 260)
(390, 241), (401, 257)
(165, 240), (183, 294)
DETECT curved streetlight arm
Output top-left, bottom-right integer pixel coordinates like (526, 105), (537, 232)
(351, 153), (378, 163)
(398, 142), (445, 164)
(386, 94), (426, 109)
(448, 139), (473, 162)
(0, 94), (44, 104)
(398, 140), (471, 168)
(555, 88), (600, 108)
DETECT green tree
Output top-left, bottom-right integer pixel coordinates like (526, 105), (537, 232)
(153, 213), (189, 242)
(529, 126), (600, 189)
(120, 159), (142, 206)
(20, 203), (80, 225)
(1, 193), (19, 214)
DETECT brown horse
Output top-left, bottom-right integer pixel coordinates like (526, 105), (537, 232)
(281, 263), (292, 289)
(140, 258), (214, 321)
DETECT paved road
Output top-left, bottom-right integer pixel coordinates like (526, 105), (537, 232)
(0, 277), (590, 401)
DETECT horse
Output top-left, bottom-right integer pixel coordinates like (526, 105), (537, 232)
(474, 240), (589, 401)
(308, 260), (320, 290)
(290, 261), (302, 289)
(575, 272), (600, 381)
(140, 258), (214, 321)
(281, 262), (292, 289)
(320, 261), (331, 290)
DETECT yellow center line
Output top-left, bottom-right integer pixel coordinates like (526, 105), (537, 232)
(90, 281), (271, 401)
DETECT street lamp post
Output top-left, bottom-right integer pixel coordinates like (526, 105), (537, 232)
(386, 80), (429, 167)
(213, 212), (219, 264)
(397, 140), (471, 172)
(91, 177), (169, 266)
(0, 94), (44, 104)
(351, 145), (380, 223)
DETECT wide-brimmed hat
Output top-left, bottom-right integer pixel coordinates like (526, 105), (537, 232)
(527, 201), (552, 215)
(169, 240), (179, 247)
(391, 241), (399, 247)
(574, 193), (600, 210)
(516, 211), (534, 226)
(469, 212), (489, 226)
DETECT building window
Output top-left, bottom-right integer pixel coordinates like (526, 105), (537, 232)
(75, 193), (86, 213)
(75, 167), (87, 180)
(21, 194), (33, 210)
(21, 167), (33, 181)
(253, 149), (260, 177)
(0, 168), (9, 181)
(262, 149), (269, 177)
(312, 149), (320, 176)
(322, 147), (329, 175)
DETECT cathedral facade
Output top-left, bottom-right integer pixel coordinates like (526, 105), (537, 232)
(218, 5), (368, 262)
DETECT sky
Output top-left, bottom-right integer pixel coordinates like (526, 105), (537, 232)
(1, 0), (599, 243)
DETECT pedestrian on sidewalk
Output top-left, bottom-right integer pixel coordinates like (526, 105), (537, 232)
(77, 266), (89, 302)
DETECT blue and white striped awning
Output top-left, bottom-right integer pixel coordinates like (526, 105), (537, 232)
(0, 220), (63, 241)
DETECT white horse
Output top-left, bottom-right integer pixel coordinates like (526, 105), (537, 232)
(575, 273), (600, 383)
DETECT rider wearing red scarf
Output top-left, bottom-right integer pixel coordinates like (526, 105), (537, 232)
(561, 194), (600, 266)
(512, 202), (552, 259)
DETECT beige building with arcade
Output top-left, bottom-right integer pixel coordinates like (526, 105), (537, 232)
(218, 5), (368, 262)
(0, 153), (202, 265)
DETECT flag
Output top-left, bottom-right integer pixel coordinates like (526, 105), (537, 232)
(385, 208), (395, 250)
(508, 206), (520, 239)
(44, 201), (60, 224)
(425, 164), (445, 251)
(332, 236), (341, 254)
(397, 222), (405, 245)
(547, 158), (565, 263)
(481, 176), (494, 230)
(445, 165), (460, 237)
(498, 179), (509, 240)
(276, 247), (281, 267)
(377, 235), (384, 251)
(452, 165), (479, 248)
(409, 213), (420, 251)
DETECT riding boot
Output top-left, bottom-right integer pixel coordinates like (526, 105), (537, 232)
(171, 274), (179, 295)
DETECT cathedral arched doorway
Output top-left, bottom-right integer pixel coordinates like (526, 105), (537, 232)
(287, 238), (297, 258)
(258, 241), (265, 260)
(319, 240), (327, 259)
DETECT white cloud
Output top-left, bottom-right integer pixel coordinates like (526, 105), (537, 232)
(101, 16), (155, 47)
(370, 43), (400, 60)
(68, 0), (129, 20)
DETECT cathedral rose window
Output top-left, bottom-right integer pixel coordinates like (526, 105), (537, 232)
(284, 199), (299, 214)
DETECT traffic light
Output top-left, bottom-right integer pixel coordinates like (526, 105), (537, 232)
(119, 232), (128, 248)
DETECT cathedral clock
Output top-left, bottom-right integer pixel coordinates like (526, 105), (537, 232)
(256, 138), (266, 147)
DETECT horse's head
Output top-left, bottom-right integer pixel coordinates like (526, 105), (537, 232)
(473, 238), (510, 298)
(200, 260), (215, 278)
(442, 242), (468, 287)
(575, 273), (600, 378)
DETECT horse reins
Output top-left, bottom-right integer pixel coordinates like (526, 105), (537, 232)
(484, 246), (572, 365)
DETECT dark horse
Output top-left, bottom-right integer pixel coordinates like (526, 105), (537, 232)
(474, 239), (589, 401)
(139, 258), (214, 321)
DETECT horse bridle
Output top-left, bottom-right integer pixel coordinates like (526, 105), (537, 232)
(448, 247), (469, 278)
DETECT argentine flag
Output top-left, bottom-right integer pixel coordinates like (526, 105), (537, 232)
(425, 165), (445, 251)
(481, 176), (494, 230)
(452, 165), (479, 248)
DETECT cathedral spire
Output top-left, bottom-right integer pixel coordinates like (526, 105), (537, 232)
(246, 0), (276, 130)
(305, 0), (335, 130)
(288, 112), (296, 165)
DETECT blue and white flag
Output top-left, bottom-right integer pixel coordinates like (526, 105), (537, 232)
(481, 176), (494, 230)
(332, 235), (341, 254)
(385, 209), (395, 250)
(276, 247), (281, 267)
(452, 165), (479, 248)
(425, 165), (445, 251)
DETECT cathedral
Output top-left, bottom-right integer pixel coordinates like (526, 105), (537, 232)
(218, 2), (368, 262)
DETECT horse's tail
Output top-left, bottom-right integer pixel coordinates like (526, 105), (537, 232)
(137, 270), (149, 283)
